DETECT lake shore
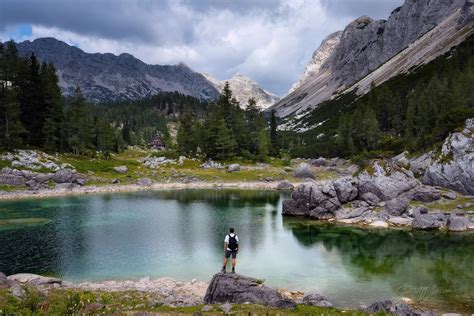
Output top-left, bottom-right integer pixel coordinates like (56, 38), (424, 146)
(0, 180), (297, 201)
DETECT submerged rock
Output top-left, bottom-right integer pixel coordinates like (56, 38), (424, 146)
(204, 272), (295, 308)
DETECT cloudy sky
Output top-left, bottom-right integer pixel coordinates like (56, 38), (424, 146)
(0, 0), (403, 96)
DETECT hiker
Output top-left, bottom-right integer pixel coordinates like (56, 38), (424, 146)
(222, 227), (239, 273)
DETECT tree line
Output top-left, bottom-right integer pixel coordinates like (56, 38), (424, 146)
(0, 40), (124, 158)
(288, 34), (474, 159)
(176, 83), (279, 160)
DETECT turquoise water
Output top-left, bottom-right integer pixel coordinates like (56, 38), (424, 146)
(0, 190), (473, 312)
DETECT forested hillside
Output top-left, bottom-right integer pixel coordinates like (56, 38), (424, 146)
(284, 34), (474, 159)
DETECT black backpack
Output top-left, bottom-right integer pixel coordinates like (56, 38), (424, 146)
(228, 234), (238, 251)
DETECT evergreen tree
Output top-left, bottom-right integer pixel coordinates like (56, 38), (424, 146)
(41, 63), (64, 152)
(67, 87), (94, 155)
(269, 110), (279, 155)
(214, 119), (237, 159)
(176, 105), (196, 155)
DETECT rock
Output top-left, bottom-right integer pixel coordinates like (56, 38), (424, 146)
(113, 166), (128, 174)
(56, 183), (80, 190)
(302, 293), (332, 307)
(201, 305), (213, 312)
(369, 220), (389, 228)
(201, 160), (224, 169)
(75, 178), (86, 186)
(410, 186), (441, 202)
(384, 198), (409, 216)
(335, 207), (368, 220)
(388, 216), (413, 226)
(412, 214), (443, 230)
(111, 178), (120, 184)
(8, 273), (62, 285)
(423, 118), (474, 195)
(293, 163), (315, 179)
(361, 192), (381, 206)
(0, 272), (8, 289)
(333, 178), (358, 203)
(9, 283), (25, 298)
(0, 174), (26, 186)
(277, 181), (294, 190)
(408, 152), (434, 175)
(282, 182), (340, 219)
(447, 216), (471, 232)
(52, 169), (78, 184)
(310, 157), (327, 167)
(220, 302), (232, 313)
(227, 164), (240, 172)
(357, 161), (418, 201)
(204, 272), (296, 309)
(136, 178), (153, 186)
(442, 191), (457, 200)
(178, 156), (186, 165)
(364, 300), (428, 316)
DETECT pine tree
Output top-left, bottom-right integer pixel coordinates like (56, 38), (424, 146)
(176, 105), (196, 155)
(269, 110), (279, 155)
(257, 129), (270, 158)
(41, 63), (64, 152)
(67, 86), (94, 155)
(215, 119), (237, 160)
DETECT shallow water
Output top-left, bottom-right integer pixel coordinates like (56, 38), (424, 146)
(0, 190), (473, 312)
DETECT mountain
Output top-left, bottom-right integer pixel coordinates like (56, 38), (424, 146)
(14, 37), (220, 102)
(270, 0), (474, 117)
(203, 74), (280, 110)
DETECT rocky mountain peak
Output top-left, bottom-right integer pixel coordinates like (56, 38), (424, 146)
(203, 73), (280, 110)
(270, 0), (474, 117)
(14, 37), (219, 102)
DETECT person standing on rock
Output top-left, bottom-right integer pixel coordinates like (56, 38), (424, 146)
(222, 227), (239, 273)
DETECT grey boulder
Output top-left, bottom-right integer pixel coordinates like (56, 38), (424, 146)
(447, 216), (471, 232)
(384, 198), (409, 216)
(276, 181), (294, 190)
(7, 273), (62, 286)
(136, 178), (153, 186)
(364, 300), (431, 316)
(409, 186), (441, 202)
(333, 178), (358, 203)
(204, 272), (295, 309)
(0, 174), (26, 186)
(227, 164), (240, 172)
(293, 163), (315, 179)
(361, 192), (381, 206)
(412, 213), (446, 230)
(302, 293), (333, 307)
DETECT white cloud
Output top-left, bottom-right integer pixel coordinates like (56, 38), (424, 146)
(3, 0), (403, 95)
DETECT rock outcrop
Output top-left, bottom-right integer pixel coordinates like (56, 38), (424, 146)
(423, 118), (474, 194)
(204, 273), (296, 309)
(270, 0), (474, 117)
(363, 300), (431, 316)
(293, 163), (315, 179)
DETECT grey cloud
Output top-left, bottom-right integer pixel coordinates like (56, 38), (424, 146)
(0, 0), (404, 95)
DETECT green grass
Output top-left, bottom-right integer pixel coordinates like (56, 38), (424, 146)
(0, 288), (373, 315)
(0, 185), (27, 192)
(411, 195), (474, 213)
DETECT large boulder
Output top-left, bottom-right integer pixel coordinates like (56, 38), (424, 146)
(282, 181), (340, 219)
(408, 186), (441, 202)
(310, 157), (327, 167)
(333, 178), (358, 203)
(412, 213), (445, 230)
(302, 293), (332, 307)
(384, 198), (409, 216)
(423, 118), (474, 194)
(204, 273), (295, 309)
(293, 163), (315, 179)
(364, 300), (429, 316)
(357, 161), (418, 201)
(447, 215), (471, 232)
(52, 169), (78, 184)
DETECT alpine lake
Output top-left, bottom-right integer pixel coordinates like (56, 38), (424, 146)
(0, 189), (473, 313)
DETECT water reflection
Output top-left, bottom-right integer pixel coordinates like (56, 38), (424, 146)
(282, 218), (474, 311)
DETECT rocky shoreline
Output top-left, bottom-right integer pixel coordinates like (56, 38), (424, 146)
(0, 180), (298, 201)
(0, 272), (439, 315)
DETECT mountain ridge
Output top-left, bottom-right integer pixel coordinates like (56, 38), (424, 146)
(14, 37), (220, 102)
(269, 0), (474, 117)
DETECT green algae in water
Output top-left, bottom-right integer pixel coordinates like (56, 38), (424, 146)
(0, 217), (51, 230)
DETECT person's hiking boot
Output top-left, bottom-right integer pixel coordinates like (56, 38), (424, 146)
(231, 268), (235, 274)
(221, 266), (226, 273)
